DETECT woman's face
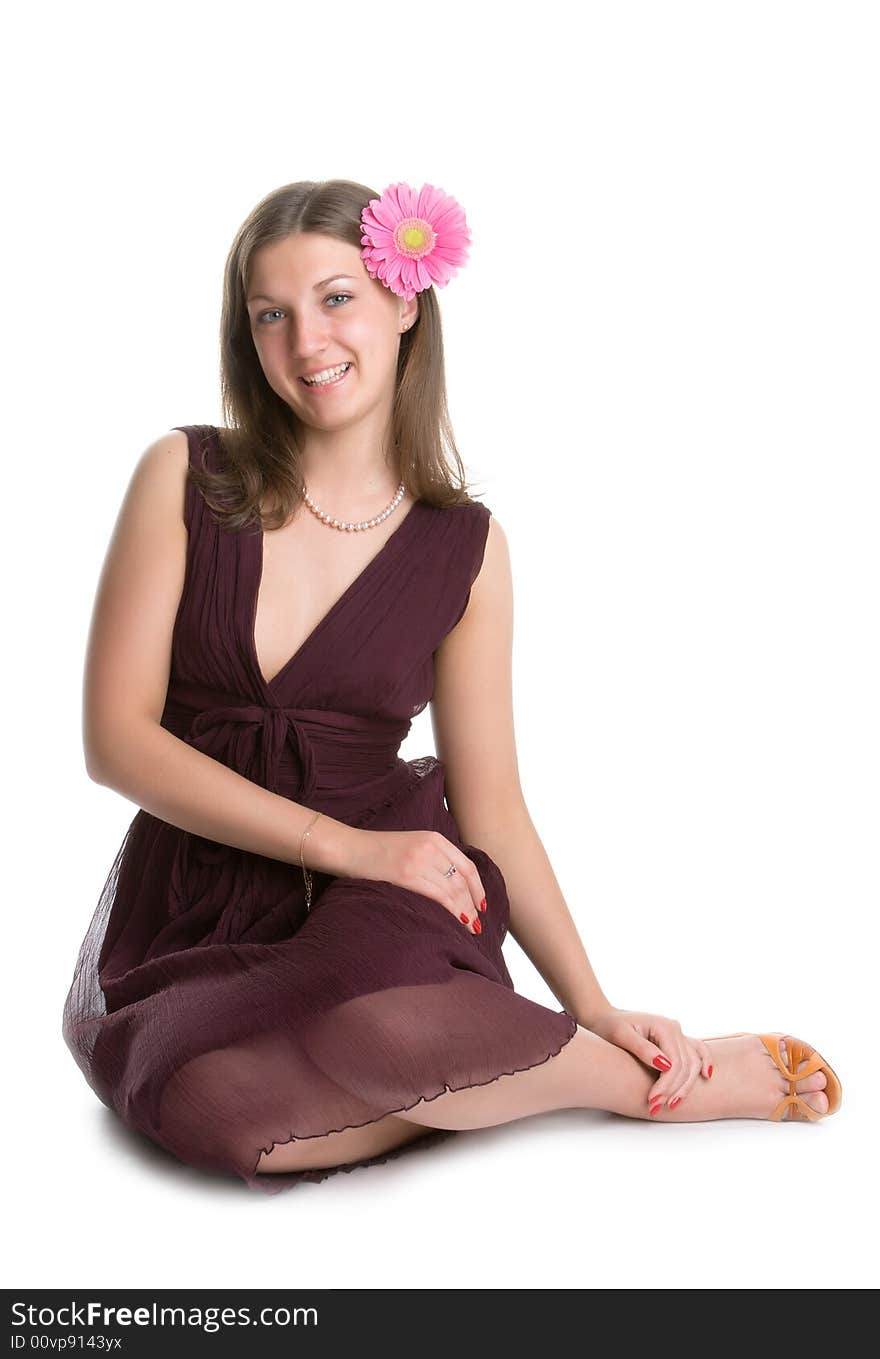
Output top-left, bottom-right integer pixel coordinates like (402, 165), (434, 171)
(245, 231), (417, 429)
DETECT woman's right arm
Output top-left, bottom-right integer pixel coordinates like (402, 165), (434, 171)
(81, 430), (360, 878)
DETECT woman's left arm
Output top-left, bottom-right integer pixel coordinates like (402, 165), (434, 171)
(431, 514), (613, 1028)
(432, 515), (713, 1107)
(459, 808), (615, 1028)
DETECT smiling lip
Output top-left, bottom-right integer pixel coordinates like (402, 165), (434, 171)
(300, 362), (352, 380)
(299, 363), (353, 393)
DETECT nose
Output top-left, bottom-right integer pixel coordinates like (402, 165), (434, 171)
(289, 310), (332, 362)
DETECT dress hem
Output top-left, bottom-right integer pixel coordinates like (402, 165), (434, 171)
(246, 1009), (581, 1192)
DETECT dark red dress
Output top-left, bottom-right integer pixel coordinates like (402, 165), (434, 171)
(62, 424), (578, 1193)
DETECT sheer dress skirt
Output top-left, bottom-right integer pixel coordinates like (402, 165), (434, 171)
(63, 761), (579, 1194)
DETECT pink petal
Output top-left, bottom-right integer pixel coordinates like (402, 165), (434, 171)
(400, 259), (420, 291)
(415, 257), (436, 291)
(395, 182), (419, 216)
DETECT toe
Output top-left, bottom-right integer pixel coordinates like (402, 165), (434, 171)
(789, 1090), (830, 1118)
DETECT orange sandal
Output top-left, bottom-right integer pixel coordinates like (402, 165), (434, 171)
(703, 1032), (843, 1121)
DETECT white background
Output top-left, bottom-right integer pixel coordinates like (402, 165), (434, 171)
(4, 0), (877, 1291)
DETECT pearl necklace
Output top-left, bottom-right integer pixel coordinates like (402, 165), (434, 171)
(302, 481), (406, 532)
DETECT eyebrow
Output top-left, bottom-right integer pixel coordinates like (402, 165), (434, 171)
(247, 275), (358, 303)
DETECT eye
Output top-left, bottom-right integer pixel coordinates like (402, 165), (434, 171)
(254, 294), (352, 325)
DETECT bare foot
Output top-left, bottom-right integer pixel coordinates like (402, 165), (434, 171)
(647, 1034), (830, 1122)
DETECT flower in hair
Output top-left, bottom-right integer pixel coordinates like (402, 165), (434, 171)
(359, 182), (471, 301)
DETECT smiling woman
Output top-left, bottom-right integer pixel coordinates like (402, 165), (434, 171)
(182, 185), (480, 536)
(62, 178), (589, 1195)
(62, 177), (841, 1200)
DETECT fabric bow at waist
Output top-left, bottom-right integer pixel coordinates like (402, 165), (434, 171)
(165, 681), (411, 801)
(186, 703), (320, 802)
(160, 686), (412, 933)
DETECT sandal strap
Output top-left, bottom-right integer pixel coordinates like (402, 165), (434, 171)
(770, 1091), (823, 1122)
(760, 1033), (826, 1082)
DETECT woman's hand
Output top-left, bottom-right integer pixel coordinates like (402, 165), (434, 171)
(346, 828), (488, 935)
(586, 1006), (714, 1112)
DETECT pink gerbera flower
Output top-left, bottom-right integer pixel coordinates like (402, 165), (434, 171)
(360, 182), (472, 300)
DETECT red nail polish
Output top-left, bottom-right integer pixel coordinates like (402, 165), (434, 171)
(472, 917), (482, 934)
(459, 913), (469, 924)
(649, 1102), (663, 1116)
(668, 1096), (681, 1109)
(707, 1065), (714, 1079)
(479, 897), (487, 912)
(653, 1055), (672, 1071)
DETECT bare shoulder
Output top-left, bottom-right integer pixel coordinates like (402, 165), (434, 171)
(83, 429), (197, 774)
(122, 427), (201, 531)
(484, 508), (508, 556)
(472, 507), (511, 599)
(134, 426), (190, 485)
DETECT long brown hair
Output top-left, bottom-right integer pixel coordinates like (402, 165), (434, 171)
(189, 178), (484, 533)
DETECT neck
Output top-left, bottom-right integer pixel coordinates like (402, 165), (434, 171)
(297, 425), (401, 505)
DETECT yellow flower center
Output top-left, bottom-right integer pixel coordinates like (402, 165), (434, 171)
(402, 225), (427, 250)
(393, 216), (436, 258)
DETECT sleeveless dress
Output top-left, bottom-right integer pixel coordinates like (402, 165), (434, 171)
(62, 424), (579, 1194)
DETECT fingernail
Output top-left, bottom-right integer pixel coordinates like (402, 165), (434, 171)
(459, 913), (469, 925)
(668, 1096), (682, 1109)
(479, 897), (487, 912)
(707, 1064), (714, 1079)
(472, 917), (482, 934)
(649, 1102), (664, 1116)
(653, 1055), (672, 1071)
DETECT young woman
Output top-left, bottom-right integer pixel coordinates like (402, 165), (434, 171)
(63, 178), (842, 1195)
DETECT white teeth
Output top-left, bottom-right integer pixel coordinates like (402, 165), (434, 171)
(302, 363), (350, 386)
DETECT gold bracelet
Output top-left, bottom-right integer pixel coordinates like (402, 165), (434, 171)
(299, 809), (323, 912)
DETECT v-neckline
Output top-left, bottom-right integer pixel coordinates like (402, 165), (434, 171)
(248, 496), (425, 694)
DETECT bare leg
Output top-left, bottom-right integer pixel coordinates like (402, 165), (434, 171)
(257, 1031), (830, 1174)
(256, 1109), (443, 1174)
(394, 1028), (830, 1130)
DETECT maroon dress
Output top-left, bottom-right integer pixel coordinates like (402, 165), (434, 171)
(62, 424), (579, 1194)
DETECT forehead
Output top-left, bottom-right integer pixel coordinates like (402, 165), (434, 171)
(248, 233), (362, 285)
